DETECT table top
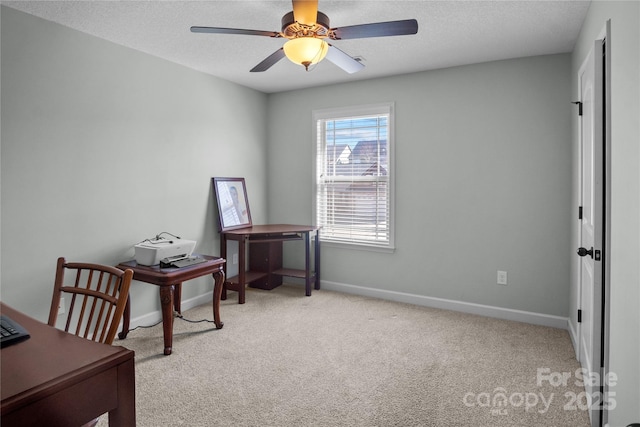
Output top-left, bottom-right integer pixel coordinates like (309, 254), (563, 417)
(116, 254), (225, 286)
(0, 303), (134, 413)
(222, 224), (319, 236)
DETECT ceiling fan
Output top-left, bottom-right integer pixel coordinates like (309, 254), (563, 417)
(191, 0), (418, 73)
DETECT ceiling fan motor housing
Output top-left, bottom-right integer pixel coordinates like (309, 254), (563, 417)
(281, 11), (331, 39)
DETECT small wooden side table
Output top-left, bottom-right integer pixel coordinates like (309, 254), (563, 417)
(116, 254), (225, 355)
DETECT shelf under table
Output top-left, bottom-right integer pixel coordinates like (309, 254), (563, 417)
(226, 271), (268, 286)
(273, 268), (315, 279)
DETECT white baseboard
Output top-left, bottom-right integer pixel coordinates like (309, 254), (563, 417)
(321, 280), (569, 329)
(126, 291), (214, 330)
(124, 283), (569, 331)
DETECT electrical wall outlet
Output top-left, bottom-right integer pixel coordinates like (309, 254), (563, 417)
(232, 253), (238, 265)
(497, 270), (508, 285)
(58, 297), (65, 315)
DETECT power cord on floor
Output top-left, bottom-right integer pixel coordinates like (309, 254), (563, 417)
(124, 312), (215, 334)
(126, 319), (163, 332)
(175, 313), (216, 324)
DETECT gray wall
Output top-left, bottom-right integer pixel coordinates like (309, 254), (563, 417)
(1, 7), (269, 321)
(267, 54), (573, 317)
(570, 2), (640, 426)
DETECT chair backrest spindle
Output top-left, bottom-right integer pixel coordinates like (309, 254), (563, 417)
(48, 257), (133, 345)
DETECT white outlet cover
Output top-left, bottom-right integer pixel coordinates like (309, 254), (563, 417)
(497, 271), (508, 285)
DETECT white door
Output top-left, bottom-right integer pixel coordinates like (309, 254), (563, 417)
(577, 40), (604, 427)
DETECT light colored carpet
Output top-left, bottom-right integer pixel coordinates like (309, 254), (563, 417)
(100, 284), (590, 427)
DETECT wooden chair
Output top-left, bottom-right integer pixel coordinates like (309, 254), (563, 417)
(48, 257), (133, 346)
(47, 257), (134, 427)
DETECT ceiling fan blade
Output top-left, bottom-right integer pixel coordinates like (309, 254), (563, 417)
(191, 26), (280, 38)
(250, 48), (287, 72)
(325, 44), (365, 74)
(292, 0), (318, 26)
(331, 19), (418, 40)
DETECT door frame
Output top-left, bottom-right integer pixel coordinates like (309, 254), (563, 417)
(600, 20), (612, 427)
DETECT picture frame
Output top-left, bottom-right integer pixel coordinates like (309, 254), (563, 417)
(212, 177), (252, 232)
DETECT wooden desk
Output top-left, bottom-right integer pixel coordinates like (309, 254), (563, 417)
(1, 303), (135, 427)
(220, 224), (320, 304)
(116, 254), (225, 355)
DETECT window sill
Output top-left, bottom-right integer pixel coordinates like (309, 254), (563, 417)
(319, 240), (395, 254)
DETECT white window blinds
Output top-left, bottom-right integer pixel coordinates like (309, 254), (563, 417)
(314, 104), (394, 249)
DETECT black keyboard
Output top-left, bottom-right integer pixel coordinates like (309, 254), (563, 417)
(1, 315), (30, 348)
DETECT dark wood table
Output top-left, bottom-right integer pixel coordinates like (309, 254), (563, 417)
(116, 254), (225, 355)
(1, 303), (136, 427)
(221, 224), (320, 304)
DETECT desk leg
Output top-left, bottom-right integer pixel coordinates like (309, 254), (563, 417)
(118, 296), (131, 340)
(315, 228), (321, 290)
(305, 231), (312, 296)
(159, 286), (174, 355)
(238, 237), (246, 304)
(212, 269), (225, 329)
(174, 283), (182, 315)
(220, 234), (228, 301)
(108, 356), (136, 426)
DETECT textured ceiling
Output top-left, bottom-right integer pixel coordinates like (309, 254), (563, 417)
(2, 0), (590, 93)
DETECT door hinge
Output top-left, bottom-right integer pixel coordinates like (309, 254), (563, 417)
(572, 101), (583, 116)
(578, 206), (583, 220)
(578, 309), (582, 323)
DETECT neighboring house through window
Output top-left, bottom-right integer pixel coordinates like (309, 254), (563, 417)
(313, 103), (394, 250)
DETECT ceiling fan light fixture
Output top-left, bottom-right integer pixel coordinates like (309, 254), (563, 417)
(283, 37), (328, 71)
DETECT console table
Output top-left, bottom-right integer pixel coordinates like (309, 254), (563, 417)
(116, 254), (225, 355)
(220, 224), (320, 304)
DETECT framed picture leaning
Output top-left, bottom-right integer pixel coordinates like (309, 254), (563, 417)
(212, 177), (252, 231)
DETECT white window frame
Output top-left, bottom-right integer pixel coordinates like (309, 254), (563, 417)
(312, 103), (395, 252)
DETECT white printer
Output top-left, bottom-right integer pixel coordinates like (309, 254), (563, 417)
(134, 238), (197, 266)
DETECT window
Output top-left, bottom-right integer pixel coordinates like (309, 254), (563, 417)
(313, 103), (394, 250)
